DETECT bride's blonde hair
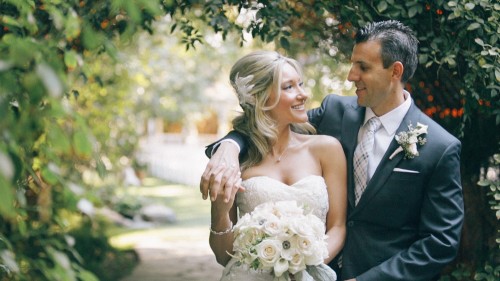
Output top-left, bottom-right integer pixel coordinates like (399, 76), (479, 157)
(229, 51), (316, 170)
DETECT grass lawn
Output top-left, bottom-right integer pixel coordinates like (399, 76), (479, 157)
(107, 177), (212, 249)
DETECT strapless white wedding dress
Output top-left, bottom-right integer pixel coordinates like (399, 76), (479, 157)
(219, 175), (329, 281)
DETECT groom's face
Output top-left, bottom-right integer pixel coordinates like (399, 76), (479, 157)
(348, 40), (400, 116)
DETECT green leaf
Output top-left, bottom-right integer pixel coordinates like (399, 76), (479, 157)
(73, 131), (92, 157)
(408, 6), (418, 18)
(279, 36), (290, 49)
(48, 126), (71, 154)
(377, 1), (388, 12)
(477, 179), (490, 186)
(465, 3), (475, 10)
(419, 54), (428, 64)
(447, 1), (457, 7)
(468, 23), (481, 30)
(64, 10), (81, 40)
(96, 157), (107, 178)
(0, 174), (15, 218)
(78, 269), (99, 281)
(41, 166), (58, 185)
(475, 38), (484, 46)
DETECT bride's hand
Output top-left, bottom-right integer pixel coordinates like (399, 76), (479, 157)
(200, 142), (242, 201)
(211, 179), (240, 215)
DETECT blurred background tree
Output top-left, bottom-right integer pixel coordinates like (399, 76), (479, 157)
(0, 0), (498, 280)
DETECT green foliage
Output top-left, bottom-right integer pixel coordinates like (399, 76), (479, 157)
(474, 263), (500, 281)
(0, 0), (164, 279)
(1, 0), (498, 279)
(477, 154), (500, 219)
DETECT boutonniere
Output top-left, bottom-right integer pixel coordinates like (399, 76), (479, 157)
(389, 122), (428, 160)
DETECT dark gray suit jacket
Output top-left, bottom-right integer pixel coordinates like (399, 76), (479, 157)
(308, 94), (464, 281)
(206, 94), (464, 281)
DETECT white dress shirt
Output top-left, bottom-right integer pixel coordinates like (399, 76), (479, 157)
(359, 91), (412, 180)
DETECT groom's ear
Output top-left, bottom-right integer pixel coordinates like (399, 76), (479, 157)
(392, 61), (404, 81)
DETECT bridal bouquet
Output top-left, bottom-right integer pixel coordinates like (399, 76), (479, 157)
(231, 201), (336, 281)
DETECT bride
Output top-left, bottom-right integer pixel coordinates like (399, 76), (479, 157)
(207, 51), (347, 280)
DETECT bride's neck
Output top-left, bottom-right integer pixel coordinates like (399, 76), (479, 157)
(271, 126), (295, 158)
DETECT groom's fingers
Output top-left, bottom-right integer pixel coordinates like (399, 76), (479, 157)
(200, 142), (240, 201)
(200, 150), (227, 200)
(212, 163), (237, 202)
(209, 167), (228, 201)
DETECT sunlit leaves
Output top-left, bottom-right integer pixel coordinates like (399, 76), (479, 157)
(0, 174), (15, 218)
(64, 50), (79, 70)
(73, 130), (92, 158)
(36, 63), (63, 98)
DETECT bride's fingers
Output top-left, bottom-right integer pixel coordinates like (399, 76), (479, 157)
(224, 170), (241, 203)
(231, 178), (242, 200)
(200, 161), (225, 200)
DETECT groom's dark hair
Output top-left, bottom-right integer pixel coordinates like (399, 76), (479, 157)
(355, 20), (419, 83)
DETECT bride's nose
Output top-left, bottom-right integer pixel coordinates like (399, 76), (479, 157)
(296, 87), (309, 100)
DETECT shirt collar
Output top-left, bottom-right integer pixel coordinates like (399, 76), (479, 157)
(363, 90), (412, 135)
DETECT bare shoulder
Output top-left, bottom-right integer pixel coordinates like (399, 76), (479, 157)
(297, 134), (342, 152)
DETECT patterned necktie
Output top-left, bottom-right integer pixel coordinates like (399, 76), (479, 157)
(354, 117), (382, 205)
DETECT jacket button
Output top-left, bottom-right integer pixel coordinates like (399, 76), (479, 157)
(347, 221), (354, 227)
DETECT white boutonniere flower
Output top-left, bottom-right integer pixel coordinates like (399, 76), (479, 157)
(389, 122), (428, 160)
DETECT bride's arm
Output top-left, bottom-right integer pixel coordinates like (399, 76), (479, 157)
(318, 136), (347, 264)
(209, 196), (238, 266)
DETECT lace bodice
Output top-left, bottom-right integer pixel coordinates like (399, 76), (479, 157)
(219, 175), (330, 281)
(237, 175), (329, 223)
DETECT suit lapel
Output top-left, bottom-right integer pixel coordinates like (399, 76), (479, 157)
(352, 102), (423, 214)
(342, 104), (365, 209)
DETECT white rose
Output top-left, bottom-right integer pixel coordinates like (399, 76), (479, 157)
(234, 228), (264, 250)
(305, 214), (326, 238)
(274, 201), (303, 217)
(262, 216), (282, 236)
(304, 242), (326, 265)
(273, 258), (289, 277)
(255, 239), (281, 268)
(288, 252), (306, 274)
(288, 217), (314, 237)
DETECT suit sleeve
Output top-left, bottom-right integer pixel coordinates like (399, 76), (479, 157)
(308, 95), (329, 129)
(204, 131), (248, 158)
(205, 95), (333, 158)
(358, 140), (464, 281)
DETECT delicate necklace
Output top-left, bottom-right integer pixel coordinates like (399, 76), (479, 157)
(274, 137), (295, 163)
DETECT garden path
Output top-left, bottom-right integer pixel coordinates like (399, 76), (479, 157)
(119, 139), (224, 281)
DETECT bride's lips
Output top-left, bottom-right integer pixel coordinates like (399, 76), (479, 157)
(291, 103), (305, 110)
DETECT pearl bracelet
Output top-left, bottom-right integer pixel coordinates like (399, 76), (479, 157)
(210, 222), (233, 235)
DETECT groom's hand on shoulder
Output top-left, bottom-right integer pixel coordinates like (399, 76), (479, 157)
(200, 142), (241, 201)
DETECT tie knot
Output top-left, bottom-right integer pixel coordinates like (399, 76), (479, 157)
(365, 117), (381, 133)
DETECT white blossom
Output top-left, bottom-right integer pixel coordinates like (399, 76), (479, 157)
(232, 200), (332, 280)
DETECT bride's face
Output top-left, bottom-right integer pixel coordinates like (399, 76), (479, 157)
(267, 63), (309, 126)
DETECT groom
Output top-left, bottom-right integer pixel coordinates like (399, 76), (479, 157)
(200, 20), (464, 280)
